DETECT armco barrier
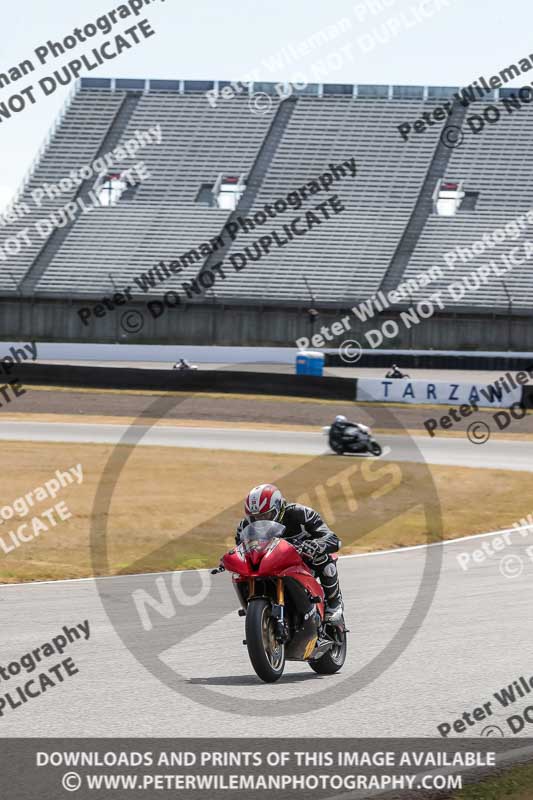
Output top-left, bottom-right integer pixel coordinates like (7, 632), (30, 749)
(325, 351), (533, 371)
(522, 385), (533, 408)
(14, 363), (357, 401)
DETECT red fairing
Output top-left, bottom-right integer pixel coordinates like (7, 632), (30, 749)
(258, 539), (325, 612)
(223, 548), (252, 575)
(257, 538), (302, 575)
(221, 538), (325, 617)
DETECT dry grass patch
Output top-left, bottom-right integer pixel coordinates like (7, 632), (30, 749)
(0, 441), (531, 583)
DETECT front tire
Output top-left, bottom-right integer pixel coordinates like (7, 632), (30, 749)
(329, 438), (345, 454)
(369, 440), (382, 456)
(245, 599), (285, 682)
(309, 628), (347, 674)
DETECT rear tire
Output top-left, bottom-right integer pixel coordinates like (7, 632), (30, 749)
(245, 598), (285, 682)
(369, 440), (382, 456)
(309, 628), (347, 674)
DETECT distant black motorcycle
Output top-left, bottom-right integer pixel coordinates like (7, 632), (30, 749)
(173, 358), (198, 371)
(324, 423), (383, 456)
(385, 365), (409, 379)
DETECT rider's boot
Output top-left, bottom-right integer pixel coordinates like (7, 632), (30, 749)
(325, 592), (344, 624)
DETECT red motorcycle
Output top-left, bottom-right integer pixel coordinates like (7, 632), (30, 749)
(212, 520), (347, 683)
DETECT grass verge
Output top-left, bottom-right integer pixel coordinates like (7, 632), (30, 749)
(0, 441), (531, 583)
(451, 762), (533, 799)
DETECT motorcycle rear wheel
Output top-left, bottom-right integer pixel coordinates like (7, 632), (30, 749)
(309, 628), (347, 674)
(245, 598), (285, 682)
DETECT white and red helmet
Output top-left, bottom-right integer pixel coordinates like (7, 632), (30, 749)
(244, 484), (285, 523)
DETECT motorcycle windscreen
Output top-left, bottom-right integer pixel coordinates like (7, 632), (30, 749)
(240, 520), (286, 554)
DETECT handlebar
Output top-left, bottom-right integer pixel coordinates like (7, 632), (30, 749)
(210, 565), (226, 575)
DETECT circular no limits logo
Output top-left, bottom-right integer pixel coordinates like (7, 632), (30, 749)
(90, 386), (444, 717)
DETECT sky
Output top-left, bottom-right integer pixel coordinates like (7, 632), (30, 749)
(0, 0), (526, 211)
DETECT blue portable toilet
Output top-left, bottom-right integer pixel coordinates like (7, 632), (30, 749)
(296, 350), (325, 376)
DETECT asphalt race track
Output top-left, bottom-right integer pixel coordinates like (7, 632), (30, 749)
(2, 532), (533, 738)
(0, 421), (532, 738)
(0, 421), (530, 471)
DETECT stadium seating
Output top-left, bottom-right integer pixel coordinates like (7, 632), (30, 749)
(0, 90), (124, 292)
(2, 80), (533, 314)
(212, 96), (440, 304)
(401, 100), (533, 311)
(33, 90), (275, 294)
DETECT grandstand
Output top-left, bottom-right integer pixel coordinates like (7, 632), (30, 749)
(1, 78), (532, 348)
(403, 98), (533, 311)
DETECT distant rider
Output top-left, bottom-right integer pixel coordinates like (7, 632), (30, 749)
(329, 414), (368, 451)
(235, 484), (344, 623)
(386, 363), (408, 379)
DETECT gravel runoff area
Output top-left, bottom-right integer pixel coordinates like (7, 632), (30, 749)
(6, 386), (533, 435)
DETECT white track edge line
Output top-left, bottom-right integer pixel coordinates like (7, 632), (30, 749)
(1, 524), (532, 589)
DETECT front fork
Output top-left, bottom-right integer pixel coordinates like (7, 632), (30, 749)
(271, 578), (288, 642)
(241, 578), (288, 642)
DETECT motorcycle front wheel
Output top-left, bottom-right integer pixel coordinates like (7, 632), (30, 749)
(245, 598), (285, 682)
(329, 439), (345, 454)
(369, 440), (382, 456)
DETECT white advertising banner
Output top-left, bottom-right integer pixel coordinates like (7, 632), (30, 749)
(356, 377), (523, 408)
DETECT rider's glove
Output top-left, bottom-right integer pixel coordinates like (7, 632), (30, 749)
(298, 538), (328, 562)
